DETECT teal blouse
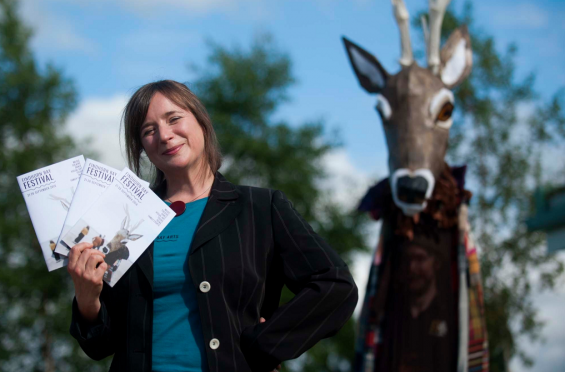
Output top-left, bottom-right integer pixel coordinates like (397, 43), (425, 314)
(152, 198), (208, 372)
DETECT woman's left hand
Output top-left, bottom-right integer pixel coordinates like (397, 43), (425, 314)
(259, 317), (282, 372)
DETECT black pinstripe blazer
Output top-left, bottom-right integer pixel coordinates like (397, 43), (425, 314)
(70, 172), (358, 372)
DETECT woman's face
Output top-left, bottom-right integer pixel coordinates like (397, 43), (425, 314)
(140, 92), (206, 176)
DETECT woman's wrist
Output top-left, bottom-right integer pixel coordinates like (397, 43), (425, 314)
(76, 297), (101, 323)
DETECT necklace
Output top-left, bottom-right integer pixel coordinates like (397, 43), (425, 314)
(166, 185), (211, 217)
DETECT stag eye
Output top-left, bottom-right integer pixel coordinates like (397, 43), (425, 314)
(430, 88), (455, 130)
(437, 102), (454, 121)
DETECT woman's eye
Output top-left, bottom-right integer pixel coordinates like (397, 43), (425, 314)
(437, 102), (454, 121)
(170, 116), (180, 123)
(142, 129), (154, 137)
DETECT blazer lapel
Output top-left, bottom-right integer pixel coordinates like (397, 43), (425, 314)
(136, 172), (242, 287)
(189, 172), (243, 256)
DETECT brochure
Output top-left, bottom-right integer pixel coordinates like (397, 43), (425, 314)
(54, 159), (119, 256)
(16, 155), (85, 271)
(60, 168), (174, 287)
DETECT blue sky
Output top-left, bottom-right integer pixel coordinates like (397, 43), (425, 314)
(15, 0), (565, 370)
(23, 0), (565, 176)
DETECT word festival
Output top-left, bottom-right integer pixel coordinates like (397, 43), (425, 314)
(120, 173), (148, 201)
(21, 169), (54, 190)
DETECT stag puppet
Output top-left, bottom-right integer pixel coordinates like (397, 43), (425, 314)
(343, 1), (488, 371)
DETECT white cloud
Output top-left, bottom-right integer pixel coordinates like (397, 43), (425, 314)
(319, 149), (379, 210)
(19, 0), (96, 54)
(510, 268), (565, 372)
(319, 148), (382, 315)
(65, 94), (130, 170)
(350, 237), (377, 317)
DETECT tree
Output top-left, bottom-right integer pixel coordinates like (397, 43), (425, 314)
(191, 34), (370, 371)
(0, 0), (108, 370)
(412, 2), (565, 370)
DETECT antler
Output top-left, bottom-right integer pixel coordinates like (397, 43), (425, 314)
(49, 194), (71, 210)
(428, 0), (451, 74)
(391, 0), (414, 67)
(123, 203), (143, 233)
(130, 219), (144, 233)
(123, 204), (130, 230)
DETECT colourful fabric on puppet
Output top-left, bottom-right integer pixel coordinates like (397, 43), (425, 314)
(353, 166), (488, 372)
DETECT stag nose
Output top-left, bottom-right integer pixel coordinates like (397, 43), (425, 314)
(396, 175), (429, 204)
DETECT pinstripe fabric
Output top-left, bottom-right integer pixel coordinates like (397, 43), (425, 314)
(70, 172), (358, 372)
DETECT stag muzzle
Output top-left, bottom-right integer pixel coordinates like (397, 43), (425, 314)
(390, 169), (435, 216)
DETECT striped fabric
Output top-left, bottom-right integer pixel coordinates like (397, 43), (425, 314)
(70, 172), (358, 372)
(460, 207), (489, 372)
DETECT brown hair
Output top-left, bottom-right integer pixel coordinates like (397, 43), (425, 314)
(122, 80), (222, 196)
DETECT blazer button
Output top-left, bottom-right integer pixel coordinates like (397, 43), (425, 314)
(209, 338), (220, 350)
(199, 281), (211, 293)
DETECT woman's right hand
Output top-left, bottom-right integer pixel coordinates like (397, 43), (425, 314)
(67, 242), (107, 322)
(259, 317), (282, 372)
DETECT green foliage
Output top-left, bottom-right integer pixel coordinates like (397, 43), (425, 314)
(0, 0), (109, 370)
(194, 35), (325, 221)
(413, 2), (565, 370)
(192, 34), (370, 371)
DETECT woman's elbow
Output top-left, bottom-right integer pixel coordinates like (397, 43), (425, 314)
(327, 267), (359, 327)
(337, 272), (359, 317)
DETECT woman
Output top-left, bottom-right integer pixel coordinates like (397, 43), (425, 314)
(67, 80), (358, 372)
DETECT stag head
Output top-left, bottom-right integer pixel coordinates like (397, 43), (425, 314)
(105, 204), (143, 253)
(343, 0), (472, 216)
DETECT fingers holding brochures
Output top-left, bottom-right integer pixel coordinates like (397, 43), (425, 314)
(17, 156), (174, 288)
(67, 242), (107, 322)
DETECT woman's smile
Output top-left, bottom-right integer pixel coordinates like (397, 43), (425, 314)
(162, 144), (184, 156)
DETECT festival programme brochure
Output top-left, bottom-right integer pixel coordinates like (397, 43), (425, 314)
(17, 155), (85, 271)
(61, 168), (174, 287)
(54, 159), (120, 257)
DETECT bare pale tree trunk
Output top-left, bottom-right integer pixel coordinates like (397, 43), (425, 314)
(41, 292), (55, 372)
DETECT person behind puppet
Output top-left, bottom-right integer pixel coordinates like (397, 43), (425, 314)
(66, 80), (358, 372)
(378, 231), (457, 372)
(405, 238), (441, 319)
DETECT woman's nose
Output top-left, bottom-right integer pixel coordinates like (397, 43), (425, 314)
(159, 125), (174, 142)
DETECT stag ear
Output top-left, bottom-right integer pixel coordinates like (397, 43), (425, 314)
(439, 25), (473, 89)
(342, 37), (389, 94)
(128, 234), (143, 241)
